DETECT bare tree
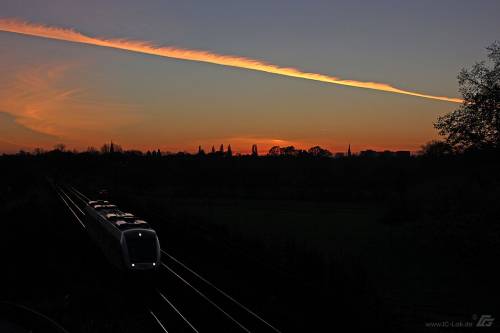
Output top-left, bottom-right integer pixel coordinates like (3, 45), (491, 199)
(53, 143), (66, 152)
(87, 146), (99, 154)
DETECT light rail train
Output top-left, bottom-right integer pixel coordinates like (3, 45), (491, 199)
(85, 200), (161, 270)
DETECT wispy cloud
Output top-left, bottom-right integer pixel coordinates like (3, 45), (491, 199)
(0, 18), (462, 103)
(0, 62), (140, 148)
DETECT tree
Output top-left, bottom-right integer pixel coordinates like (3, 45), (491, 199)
(268, 145), (301, 156)
(268, 146), (281, 156)
(227, 144), (232, 157)
(86, 146), (98, 154)
(33, 147), (45, 155)
(211, 145), (216, 154)
(307, 146), (332, 157)
(53, 143), (66, 152)
(281, 146), (300, 156)
(219, 144), (224, 153)
(198, 145), (205, 155)
(420, 140), (453, 157)
(251, 144), (258, 156)
(101, 143), (110, 154)
(101, 142), (122, 154)
(435, 42), (500, 151)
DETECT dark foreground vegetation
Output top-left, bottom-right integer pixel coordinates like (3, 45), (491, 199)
(1, 150), (499, 332)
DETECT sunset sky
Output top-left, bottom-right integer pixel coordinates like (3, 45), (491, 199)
(1, 0), (499, 154)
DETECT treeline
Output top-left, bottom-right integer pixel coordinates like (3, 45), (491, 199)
(7, 142), (380, 159)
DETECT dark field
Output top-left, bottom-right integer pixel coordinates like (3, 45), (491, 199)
(1, 152), (499, 332)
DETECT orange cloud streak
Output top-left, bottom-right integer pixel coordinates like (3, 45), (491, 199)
(0, 18), (462, 103)
(0, 63), (140, 146)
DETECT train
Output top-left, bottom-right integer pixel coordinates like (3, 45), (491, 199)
(84, 200), (161, 271)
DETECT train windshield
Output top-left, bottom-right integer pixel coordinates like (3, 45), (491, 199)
(125, 231), (158, 263)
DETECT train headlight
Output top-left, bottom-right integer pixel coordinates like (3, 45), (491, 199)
(153, 263), (156, 266)
(139, 233), (142, 237)
(131, 263), (135, 267)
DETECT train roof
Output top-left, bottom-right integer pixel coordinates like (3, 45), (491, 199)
(88, 200), (151, 230)
(88, 200), (109, 205)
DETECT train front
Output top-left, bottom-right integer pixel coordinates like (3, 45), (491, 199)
(122, 228), (161, 270)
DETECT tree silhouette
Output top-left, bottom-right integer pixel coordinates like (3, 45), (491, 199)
(268, 145), (302, 156)
(219, 144), (224, 153)
(251, 144), (258, 156)
(53, 143), (66, 152)
(211, 145), (216, 154)
(268, 146), (281, 156)
(307, 146), (332, 157)
(33, 147), (45, 155)
(435, 42), (500, 151)
(101, 142), (122, 154)
(198, 145), (205, 155)
(420, 140), (453, 157)
(281, 146), (301, 156)
(227, 144), (232, 157)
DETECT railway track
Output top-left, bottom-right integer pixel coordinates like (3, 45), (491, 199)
(50, 181), (282, 333)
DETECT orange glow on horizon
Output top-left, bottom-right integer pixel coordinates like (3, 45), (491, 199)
(0, 18), (463, 103)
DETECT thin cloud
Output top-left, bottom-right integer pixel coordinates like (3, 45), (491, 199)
(0, 62), (140, 147)
(0, 18), (462, 103)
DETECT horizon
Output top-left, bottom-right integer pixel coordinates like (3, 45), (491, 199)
(2, 141), (417, 155)
(1, 1), (500, 154)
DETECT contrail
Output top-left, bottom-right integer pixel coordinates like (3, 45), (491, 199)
(0, 18), (462, 103)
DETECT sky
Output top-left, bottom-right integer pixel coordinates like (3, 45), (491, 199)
(1, 0), (499, 154)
